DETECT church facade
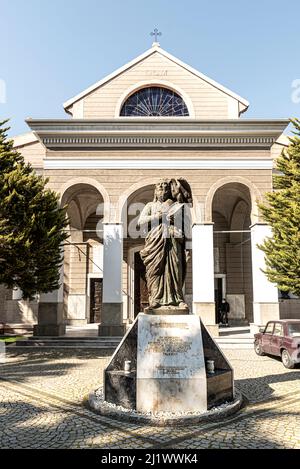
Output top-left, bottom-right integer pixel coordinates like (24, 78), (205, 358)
(1, 43), (297, 336)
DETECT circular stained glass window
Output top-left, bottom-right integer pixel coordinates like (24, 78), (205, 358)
(120, 87), (189, 117)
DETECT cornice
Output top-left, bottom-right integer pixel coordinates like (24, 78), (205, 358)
(40, 135), (277, 149)
(26, 118), (289, 150)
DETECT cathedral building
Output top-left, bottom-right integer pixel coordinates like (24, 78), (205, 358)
(1, 41), (296, 337)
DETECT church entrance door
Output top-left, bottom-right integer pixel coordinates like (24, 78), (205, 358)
(90, 278), (103, 323)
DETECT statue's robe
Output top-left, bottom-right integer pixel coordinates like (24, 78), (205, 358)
(139, 199), (186, 307)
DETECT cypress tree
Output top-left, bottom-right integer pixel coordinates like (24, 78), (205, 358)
(0, 120), (69, 300)
(259, 118), (300, 296)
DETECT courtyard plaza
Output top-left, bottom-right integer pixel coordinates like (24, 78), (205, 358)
(0, 335), (299, 449)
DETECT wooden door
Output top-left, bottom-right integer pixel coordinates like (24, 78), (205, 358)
(90, 278), (103, 323)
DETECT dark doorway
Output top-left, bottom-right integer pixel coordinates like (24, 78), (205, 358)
(214, 277), (223, 324)
(90, 278), (103, 323)
(134, 251), (149, 317)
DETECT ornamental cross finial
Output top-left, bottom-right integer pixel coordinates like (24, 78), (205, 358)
(150, 28), (162, 44)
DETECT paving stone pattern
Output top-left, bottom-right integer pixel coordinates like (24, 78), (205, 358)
(0, 348), (299, 449)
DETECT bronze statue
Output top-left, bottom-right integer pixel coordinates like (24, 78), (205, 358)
(138, 178), (192, 313)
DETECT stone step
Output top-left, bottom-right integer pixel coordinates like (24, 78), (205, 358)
(1, 323), (33, 335)
(216, 336), (254, 349)
(216, 339), (254, 342)
(16, 343), (118, 349)
(217, 344), (254, 349)
(219, 327), (250, 337)
(13, 344), (116, 348)
(16, 337), (121, 348)
(216, 337), (254, 343)
(27, 336), (122, 341)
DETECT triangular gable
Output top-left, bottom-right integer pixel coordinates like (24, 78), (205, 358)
(64, 45), (249, 116)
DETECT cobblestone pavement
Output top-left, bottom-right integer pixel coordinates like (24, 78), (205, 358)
(0, 348), (299, 449)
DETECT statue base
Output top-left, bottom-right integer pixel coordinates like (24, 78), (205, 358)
(144, 305), (189, 315)
(104, 313), (234, 414)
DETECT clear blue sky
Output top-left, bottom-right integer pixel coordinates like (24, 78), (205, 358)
(1, 0), (299, 136)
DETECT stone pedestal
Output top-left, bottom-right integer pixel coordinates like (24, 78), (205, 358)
(34, 266), (66, 337)
(104, 313), (233, 413)
(99, 324), (126, 337)
(34, 302), (66, 337)
(144, 306), (189, 315)
(98, 303), (126, 336)
(137, 315), (207, 413)
(193, 302), (219, 337)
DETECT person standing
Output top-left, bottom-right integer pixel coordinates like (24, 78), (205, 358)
(219, 298), (230, 326)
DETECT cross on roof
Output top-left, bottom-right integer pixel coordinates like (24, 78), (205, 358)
(150, 28), (162, 44)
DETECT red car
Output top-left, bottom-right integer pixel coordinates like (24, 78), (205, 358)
(254, 320), (300, 369)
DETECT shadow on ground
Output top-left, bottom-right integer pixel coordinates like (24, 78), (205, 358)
(235, 367), (300, 402)
(0, 349), (111, 382)
(0, 397), (137, 449)
(0, 395), (299, 449)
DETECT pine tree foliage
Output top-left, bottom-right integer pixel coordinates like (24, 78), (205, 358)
(0, 120), (69, 300)
(258, 118), (300, 296)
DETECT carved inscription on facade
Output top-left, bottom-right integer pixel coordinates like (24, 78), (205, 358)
(146, 70), (168, 77)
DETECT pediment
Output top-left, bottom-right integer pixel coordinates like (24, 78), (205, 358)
(64, 46), (249, 119)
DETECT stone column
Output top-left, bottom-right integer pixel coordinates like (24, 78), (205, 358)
(67, 230), (88, 326)
(250, 223), (279, 333)
(98, 223), (125, 336)
(34, 266), (66, 337)
(192, 223), (217, 336)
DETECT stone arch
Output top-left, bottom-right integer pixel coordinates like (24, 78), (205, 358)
(115, 80), (195, 118)
(59, 177), (111, 222)
(66, 199), (83, 231)
(117, 177), (200, 225)
(211, 181), (254, 324)
(59, 178), (108, 326)
(229, 200), (250, 243)
(205, 176), (262, 224)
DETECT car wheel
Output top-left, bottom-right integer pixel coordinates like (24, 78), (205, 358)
(254, 340), (265, 356)
(281, 349), (294, 369)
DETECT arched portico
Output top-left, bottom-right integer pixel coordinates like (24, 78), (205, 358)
(192, 178), (265, 334)
(204, 175), (263, 224)
(60, 177), (111, 222)
(35, 179), (116, 336)
(191, 179), (280, 331)
(212, 182), (253, 325)
(60, 182), (105, 326)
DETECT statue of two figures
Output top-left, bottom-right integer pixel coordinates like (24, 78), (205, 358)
(138, 178), (193, 314)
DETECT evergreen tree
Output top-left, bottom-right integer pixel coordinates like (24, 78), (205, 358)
(259, 118), (300, 296)
(0, 120), (69, 300)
